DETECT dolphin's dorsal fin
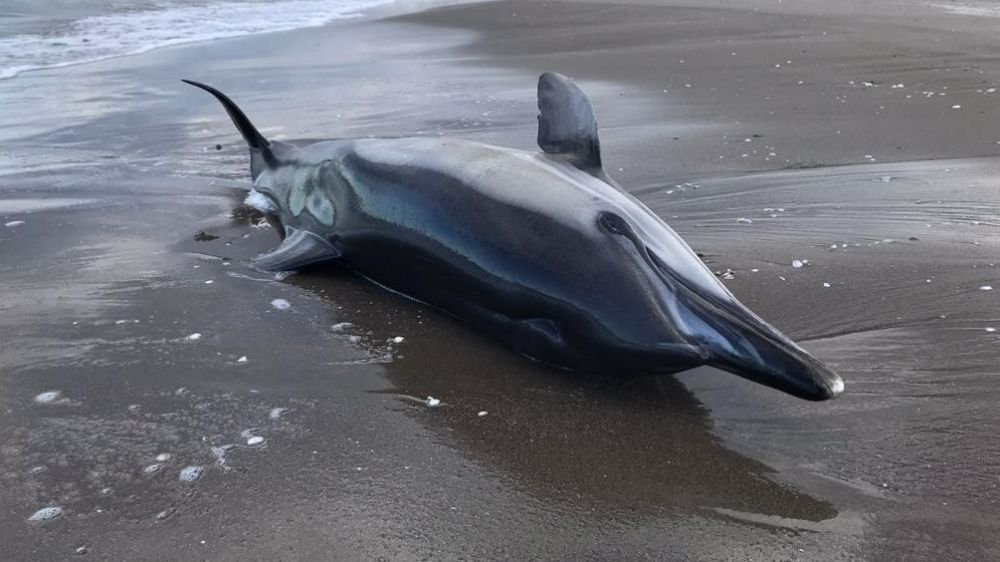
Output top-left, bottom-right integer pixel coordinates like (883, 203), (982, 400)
(182, 79), (280, 171)
(536, 72), (602, 172)
(252, 228), (341, 272)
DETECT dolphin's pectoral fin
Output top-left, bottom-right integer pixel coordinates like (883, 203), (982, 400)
(536, 72), (603, 173)
(252, 228), (340, 272)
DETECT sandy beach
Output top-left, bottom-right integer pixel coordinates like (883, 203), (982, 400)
(2, 0), (1000, 560)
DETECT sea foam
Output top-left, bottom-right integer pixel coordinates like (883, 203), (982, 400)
(1, 0), (393, 80)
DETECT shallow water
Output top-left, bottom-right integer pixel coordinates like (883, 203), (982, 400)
(2, 3), (1000, 560)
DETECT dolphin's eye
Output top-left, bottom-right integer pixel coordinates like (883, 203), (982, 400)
(598, 211), (630, 236)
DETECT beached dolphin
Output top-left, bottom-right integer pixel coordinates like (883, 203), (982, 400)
(183, 73), (843, 401)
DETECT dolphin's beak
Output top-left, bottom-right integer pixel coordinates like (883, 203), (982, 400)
(624, 228), (844, 401)
(665, 279), (843, 401)
(681, 293), (844, 400)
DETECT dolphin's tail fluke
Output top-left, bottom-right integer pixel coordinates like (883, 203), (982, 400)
(182, 79), (275, 166)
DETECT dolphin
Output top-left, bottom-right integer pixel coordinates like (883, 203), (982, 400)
(183, 72), (844, 401)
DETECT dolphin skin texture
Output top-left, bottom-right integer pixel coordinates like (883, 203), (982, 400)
(184, 73), (843, 401)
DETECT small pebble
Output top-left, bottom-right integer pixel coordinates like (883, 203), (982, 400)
(237, 356), (248, 363)
(823, 282), (831, 288)
(792, 260), (804, 268)
(246, 435), (265, 446)
(155, 453), (172, 462)
(75, 545), (87, 555)
(478, 411), (488, 417)
(143, 463), (163, 474)
(186, 333), (202, 341)
(391, 336), (405, 344)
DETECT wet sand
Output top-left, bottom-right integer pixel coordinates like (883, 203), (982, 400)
(3, 0), (1000, 560)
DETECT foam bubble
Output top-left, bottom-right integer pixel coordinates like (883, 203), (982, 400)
(270, 299), (291, 310)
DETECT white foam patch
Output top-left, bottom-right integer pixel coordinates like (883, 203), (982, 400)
(179, 466), (204, 482)
(269, 407), (288, 420)
(28, 506), (63, 522)
(33, 390), (62, 404)
(5, 220), (25, 228)
(270, 298), (291, 310)
(0, 0), (394, 80)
